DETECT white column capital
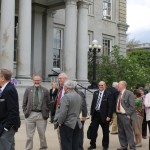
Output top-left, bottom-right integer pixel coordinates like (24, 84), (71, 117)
(77, 0), (90, 9)
(47, 10), (56, 17)
(32, 5), (46, 13)
(65, 0), (78, 5)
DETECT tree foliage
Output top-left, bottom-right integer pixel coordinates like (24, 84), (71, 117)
(88, 45), (150, 90)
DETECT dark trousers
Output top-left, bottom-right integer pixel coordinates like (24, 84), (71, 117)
(90, 112), (109, 149)
(79, 121), (85, 150)
(0, 128), (15, 150)
(59, 123), (80, 150)
(117, 114), (135, 150)
(142, 110), (147, 137)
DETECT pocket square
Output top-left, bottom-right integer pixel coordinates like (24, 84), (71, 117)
(0, 99), (5, 102)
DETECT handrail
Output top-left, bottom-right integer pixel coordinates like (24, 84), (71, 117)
(51, 69), (93, 94)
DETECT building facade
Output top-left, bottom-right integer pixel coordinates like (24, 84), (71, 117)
(0, 0), (128, 84)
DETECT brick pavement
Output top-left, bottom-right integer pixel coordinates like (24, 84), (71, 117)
(15, 119), (149, 150)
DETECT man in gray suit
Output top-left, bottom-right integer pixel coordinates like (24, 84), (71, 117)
(54, 80), (82, 150)
(22, 75), (50, 150)
(116, 81), (137, 150)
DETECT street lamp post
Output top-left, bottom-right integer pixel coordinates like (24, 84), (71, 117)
(89, 40), (101, 89)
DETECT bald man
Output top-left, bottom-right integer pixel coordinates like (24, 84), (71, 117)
(116, 81), (137, 150)
(88, 81), (113, 150)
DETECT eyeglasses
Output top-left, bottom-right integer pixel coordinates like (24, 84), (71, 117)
(99, 85), (104, 86)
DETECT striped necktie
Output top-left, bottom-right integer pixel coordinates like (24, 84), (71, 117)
(95, 92), (102, 111)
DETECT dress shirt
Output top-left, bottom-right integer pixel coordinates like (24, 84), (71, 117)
(116, 89), (126, 114)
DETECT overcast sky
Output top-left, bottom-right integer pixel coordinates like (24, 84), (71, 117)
(127, 0), (150, 43)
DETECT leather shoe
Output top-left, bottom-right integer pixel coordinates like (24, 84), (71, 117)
(87, 146), (96, 150)
(117, 148), (127, 150)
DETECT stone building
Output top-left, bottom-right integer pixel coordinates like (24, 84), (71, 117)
(0, 0), (128, 85)
(0, 0), (128, 115)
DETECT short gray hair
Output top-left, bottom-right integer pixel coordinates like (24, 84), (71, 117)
(64, 80), (77, 89)
(58, 72), (68, 79)
(112, 82), (118, 87)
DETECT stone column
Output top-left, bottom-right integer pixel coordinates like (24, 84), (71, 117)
(17, 0), (32, 78)
(0, 0), (15, 70)
(77, 1), (89, 82)
(64, 0), (77, 79)
(45, 10), (56, 79)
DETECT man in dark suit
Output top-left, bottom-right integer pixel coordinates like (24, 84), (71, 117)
(116, 81), (137, 150)
(75, 88), (88, 150)
(88, 81), (113, 150)
(108, 82), (119, 134)
(0, 69), (20, 149)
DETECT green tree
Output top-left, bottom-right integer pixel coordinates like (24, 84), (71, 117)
(88, 45), (150, 90)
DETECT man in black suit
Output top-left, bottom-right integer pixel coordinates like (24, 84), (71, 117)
(108, 82), (119, 134)
(75, 88), (88, 150)
(88, 81), (113, 150)
(0, 69), (20, 149)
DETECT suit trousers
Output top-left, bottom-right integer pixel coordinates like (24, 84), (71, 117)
(59, 123), (80, 150)
(90, 111), (109, 149)
(79, 121), (85, 150)
(142, 110), (147, 137)
(0, 128), (15, 150)
(117, 114), (136, 150)
(25, 112), (47, 150)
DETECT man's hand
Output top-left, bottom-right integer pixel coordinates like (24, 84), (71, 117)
(127, 115), (131, 119)
(80, 117), (87, 121)
(106, 117), (110, 121)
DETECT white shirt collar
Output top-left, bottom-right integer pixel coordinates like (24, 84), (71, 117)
(0, 82), (9, 92)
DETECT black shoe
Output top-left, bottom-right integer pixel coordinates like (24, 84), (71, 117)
(103, 148), (108, 150)
(87, 146), (96, 150)
(117, 148), (127, 150)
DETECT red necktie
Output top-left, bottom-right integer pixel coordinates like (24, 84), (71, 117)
(117, 92), (122, 111)
(56, 87), (63, 108)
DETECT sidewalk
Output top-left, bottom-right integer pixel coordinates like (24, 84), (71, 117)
(15, 119), (149, 150)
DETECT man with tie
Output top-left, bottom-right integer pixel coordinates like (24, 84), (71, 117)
(22, 75), (50, 150)
(116, 81), (137, 150)
(0, 69), (20, 149)
(88, 81), (113, 150)
(53, 72), (68, 150)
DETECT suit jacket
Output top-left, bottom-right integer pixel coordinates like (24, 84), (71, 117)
(107, 87), (119, 112)
(0, 82), (20, 132)
(50, 88), (58, 101)
(54, 90), (82, 129)
(77, 90), (88, 118)
(120, 90), (137, 121)
(22, 85), (50, 120)
(90, 89), (113, 123)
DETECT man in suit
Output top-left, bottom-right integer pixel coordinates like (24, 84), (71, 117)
(88, 81), (113, 150)
(116, 81), (137, 150)
(0, 69), (20, 149)
(109, 82), (119, 134)
(54, 80), (82, 150)
(22, 75), (50, 150)
(75, 88), (88, 150)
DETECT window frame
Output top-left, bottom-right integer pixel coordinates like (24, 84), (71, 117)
(103, 0), (112, 20)
(53, 28), (63, 70)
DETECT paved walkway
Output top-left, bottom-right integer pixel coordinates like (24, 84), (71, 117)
(15, 119), (149, 150)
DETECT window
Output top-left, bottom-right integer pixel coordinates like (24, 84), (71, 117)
(88, 0), (94, 15)
(53, 28), (63, 69)
(103, 0), (112, 20)
(103, 38), (112, 56)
